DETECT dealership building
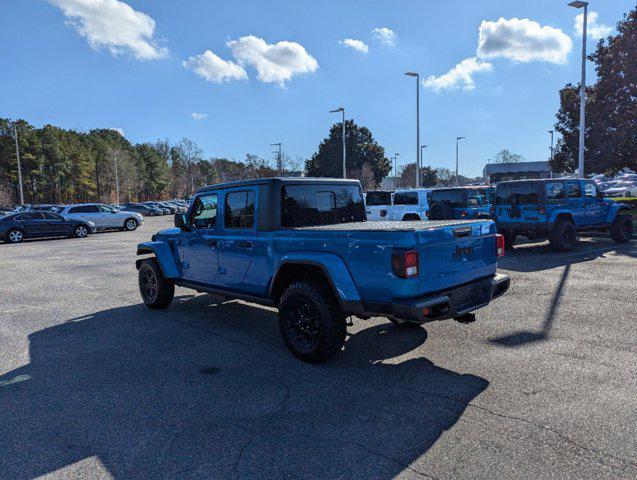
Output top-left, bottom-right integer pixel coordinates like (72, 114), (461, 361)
(483, 161), (554, 184)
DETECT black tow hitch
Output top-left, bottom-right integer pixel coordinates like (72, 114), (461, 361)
(455, 313), (476, 324)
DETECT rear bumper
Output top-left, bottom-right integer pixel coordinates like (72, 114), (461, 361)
(364, 274), (510, 324)
(496, 221), (551, 232)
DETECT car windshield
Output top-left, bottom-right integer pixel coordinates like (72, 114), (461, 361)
(466, 188), (490, 206)
(282, 184), (366, 227)
(495, 183), (540, 205)
(365, 191), (392, 206)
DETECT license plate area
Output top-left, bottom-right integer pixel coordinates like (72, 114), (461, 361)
(447, 279), (491, 311)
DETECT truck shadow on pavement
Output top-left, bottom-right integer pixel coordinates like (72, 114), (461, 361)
(498, 237), (635, 272)
(0, 295), (488, 479)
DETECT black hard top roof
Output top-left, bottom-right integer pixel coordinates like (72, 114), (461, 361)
(196, 177), (361, 193)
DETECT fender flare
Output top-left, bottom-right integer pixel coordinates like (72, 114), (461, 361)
(136, 241), (179, 279)
(270, 252), (364, 314)
(549, 210), (575, 225)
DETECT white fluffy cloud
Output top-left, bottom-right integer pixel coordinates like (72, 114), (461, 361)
(191, 113), (209, 121)
(423, 57), (493, 92)
(182, 50), (247, 83)
(575, 11), (612, 40)
(227, 36), (318, 86)
(48, 0), (167, 60)
(339, 38), (368, 54)
(477, 17), (572, 64)
(371, 27), (397, 46)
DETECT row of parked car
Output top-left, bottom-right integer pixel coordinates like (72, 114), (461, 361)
(0, 199), (189, 244)
(365, 178), (633, 252)
(591, 172), (637, 197)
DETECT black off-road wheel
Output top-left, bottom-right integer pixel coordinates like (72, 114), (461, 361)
(611, 214), (633, 244)
(278, 280), (346, 363)
(549, 220), (577, 252)
(6, 229), (24, 244)
(428, 204), (443, 220)
(138, 258), (174, 309)
(501, 229), (517, 248)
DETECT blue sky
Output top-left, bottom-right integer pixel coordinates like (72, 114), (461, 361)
(1, 0), (633, 178)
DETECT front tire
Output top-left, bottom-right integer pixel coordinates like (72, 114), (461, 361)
(138, 258), (174, 309)
(611, 214), (633, 243)
(278, 280), (346, 363)
(124, 218), (139, 231)
(549, 220), (577, 252)
(74, 225), (89, 238)
(6, 229), (24, 244)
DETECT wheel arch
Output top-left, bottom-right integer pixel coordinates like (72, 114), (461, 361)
(269, 255), (363, 314)
(135, 241), (180, 279)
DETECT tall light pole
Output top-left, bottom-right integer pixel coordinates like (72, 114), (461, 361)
(393, 153), (400, 188)
(568, 1), (588, 177)
(330, 107), (346, 178)
(271, 143), (282, 174)
(455, 136), (466, 186)
(112, 150), (120, 205)
(13, 124), (24, 204)
(404, 72), (420, 187)
(548, 130), (554, 161)
(420, 145), (428, 186)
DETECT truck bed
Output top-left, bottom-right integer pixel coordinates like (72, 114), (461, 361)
(294, 219), (487, 231)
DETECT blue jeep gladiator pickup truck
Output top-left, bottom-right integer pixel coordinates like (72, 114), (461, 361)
(136, 178), (510, 362)
(494, 179), (633, 251)
(426, 187), (493, 221)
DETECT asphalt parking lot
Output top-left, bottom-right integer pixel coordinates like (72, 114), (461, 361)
(1, 217), (635, 480)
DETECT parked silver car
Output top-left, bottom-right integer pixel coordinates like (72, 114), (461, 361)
(58, 204), (143, 231)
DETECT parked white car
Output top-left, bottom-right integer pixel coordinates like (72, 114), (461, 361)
(387, 189), (431, 221)
(364, 191), (393, 221)
(604, 182), (637, 197)
(59, 204), (143, 230)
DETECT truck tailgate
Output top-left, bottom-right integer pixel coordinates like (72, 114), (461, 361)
(415, 220), (496, 295)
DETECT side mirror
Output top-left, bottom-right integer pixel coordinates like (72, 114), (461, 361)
(174, 213), (189, 230)
(597, 191), (605, 199)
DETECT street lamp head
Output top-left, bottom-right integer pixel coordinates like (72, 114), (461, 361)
(567, 1), (588, 8)
(457, 136), (466, 140)
(329, 107), (344, 113)
(270, 143), (281, 146)
(404, 72), (418, 77)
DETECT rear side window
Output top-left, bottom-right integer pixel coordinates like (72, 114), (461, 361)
(393, 192), (418, 205)
(365, 191), (392, 206)
(430, 190), (464, 208)
(546, 182), (565, 200)
(68, 206), (83, 213)
(282, 184), (366, 227)
(584, 182), (597, 197)
(495, 183), (540, 204)
(225, 191), (255, 229)
(466, 189), (489, 206)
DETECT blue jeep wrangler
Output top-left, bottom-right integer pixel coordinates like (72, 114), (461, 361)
(494, 179), (633, 252)
(426, 187), (493, 221)
(136, 178), (510, 362)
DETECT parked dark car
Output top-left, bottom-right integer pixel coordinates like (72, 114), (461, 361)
(0, 211), (96, 243)
(427, 187), (493, 220)
(121, 204), (163, 216)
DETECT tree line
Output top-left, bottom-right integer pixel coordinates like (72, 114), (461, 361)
(0, 120), (287, 205)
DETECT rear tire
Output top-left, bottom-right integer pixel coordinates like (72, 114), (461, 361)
(6, 228), (24, 244)
(278, 280), (346, 363)
(73, 225), (89, 238)
(501, 229), (517, 248)
(138, 258), (174, 309)
(549, 220), (577, 252)
(124, 218), (139, 231)
(402, 214), (421, 221)
(428, 204), (443, 220)
(611, 214), (632, 243)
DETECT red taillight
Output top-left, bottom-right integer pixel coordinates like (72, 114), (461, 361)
(392, 250), (419, 278)
(380, 209), (387, 217)
(537, 206), (546, 215)
(495, 234), (505, 258)
(460, 210), (468, 217)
